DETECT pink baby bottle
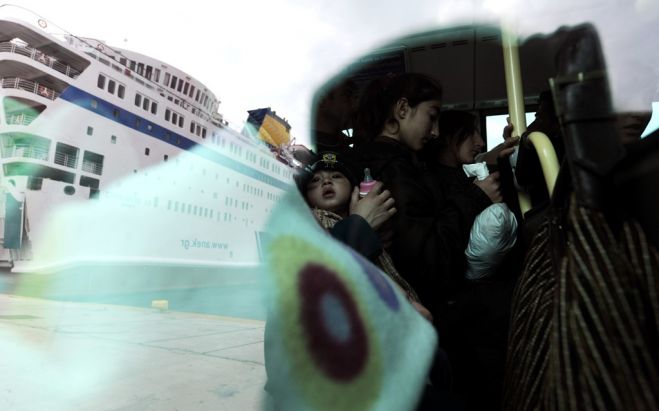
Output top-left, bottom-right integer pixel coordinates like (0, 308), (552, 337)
(359, 168), (376, 198)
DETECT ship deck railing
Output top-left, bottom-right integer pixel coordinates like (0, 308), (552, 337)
(53, 151), (77, 169)
(6, 113), (38, 126)
(81, 160), (103, 175)
(1, 77), (59, 101)
(1, 145), (49, 161)
(0, 42), (81, 79)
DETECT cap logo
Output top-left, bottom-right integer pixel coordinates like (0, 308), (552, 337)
(321, 152), (338, 164)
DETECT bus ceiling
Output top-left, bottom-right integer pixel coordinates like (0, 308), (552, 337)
(321, 24), (571, 114)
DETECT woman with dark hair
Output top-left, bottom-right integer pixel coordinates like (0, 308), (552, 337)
(422, 110), (522, 411)
(355, 75), (500, 319)
(421, 110), (492, 196)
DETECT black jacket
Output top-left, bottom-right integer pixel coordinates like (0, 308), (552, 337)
(357, 137), (491, 317)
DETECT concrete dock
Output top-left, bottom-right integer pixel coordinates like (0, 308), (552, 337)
(0, 294), (267, 410)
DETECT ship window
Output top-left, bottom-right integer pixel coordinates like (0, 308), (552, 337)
(120, 57), (127, 66)
(113, 109), (119, 119)
(165, 109), (170, 121)
(172, 112), (178, 124)
(145, 148), (150, 156)
(118, 84), (125, 99)
(178, 116), (184, 128)
(177, 78), (183, 92)
(154, 69), (161, 83)
(135, 94), (141, 106)
(187, 204), (192, 214)
(201, 128), (206, 138)
(97, 75), (105, 89)
(193, 205), (198, 215)
(142, 98), (149, 111)
(137, 63), (144, 76)
(183, 82), (189, 95)
(82, 150), (103, 176)
(80, 176), (100, 195)
(189, 85), (195, 98)
(196, 124), (201, 135)
(147, 124), (153, 132)
(145, 65), (152, 80)
(164, 72), (170, 85)
(27, 177), (43, 191)
(164, 154), (168, 161)
(151, 102), (157, 114)
(108, 80), (116, 94)
(64, 185), (75, 196)
(174, 201), (179, 212)
(190, 122), (195, 133)
(129, 60), (136, 70)
(195, 89), (200, 101)
(170, 75), (178, 89)
(91, 99), (98, 109)
(135, 118), (141, 127)
(111, 135), (117, 144)
(87, 126), (93, 136)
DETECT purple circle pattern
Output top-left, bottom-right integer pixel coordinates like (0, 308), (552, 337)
(298, 263), (369, 381)
(348, 249), (399, 310)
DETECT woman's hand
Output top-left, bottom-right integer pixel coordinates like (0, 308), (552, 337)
(476, 120), (519, 164)
(349, 182), (397, 230)
(474, 171), (503, 203)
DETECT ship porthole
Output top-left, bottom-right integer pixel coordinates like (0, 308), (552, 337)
(64, 186), (76, 196)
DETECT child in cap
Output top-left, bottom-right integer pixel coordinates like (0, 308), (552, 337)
(300, 151), (432, 321)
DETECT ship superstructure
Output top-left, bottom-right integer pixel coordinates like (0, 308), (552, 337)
(0, 8), (293, 277)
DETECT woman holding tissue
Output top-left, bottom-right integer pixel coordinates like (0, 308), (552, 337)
(421, 109), (520, 410)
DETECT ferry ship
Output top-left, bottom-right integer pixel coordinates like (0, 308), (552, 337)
(0, 7), (294, 292)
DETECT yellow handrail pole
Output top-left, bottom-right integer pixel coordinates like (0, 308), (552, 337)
(502, 28), (527, 138)
(527, 131), (560, 197)
(501, 26), (531, 215)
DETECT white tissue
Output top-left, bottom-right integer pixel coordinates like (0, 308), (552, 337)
(462, 162), (490, 181)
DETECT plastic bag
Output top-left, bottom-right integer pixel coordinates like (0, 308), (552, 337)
(465, 203), (518, 280)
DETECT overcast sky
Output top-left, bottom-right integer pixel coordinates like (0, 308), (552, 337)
(7, 0), (659, 146)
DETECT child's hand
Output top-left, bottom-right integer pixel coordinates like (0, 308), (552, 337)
(349, 183), (396, 230)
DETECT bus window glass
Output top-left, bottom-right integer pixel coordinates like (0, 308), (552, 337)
(485, 112), (535, 150)
(641, 101), (659, 138)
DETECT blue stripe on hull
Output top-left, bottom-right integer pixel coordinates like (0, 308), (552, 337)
(58, 86), (290, 191)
